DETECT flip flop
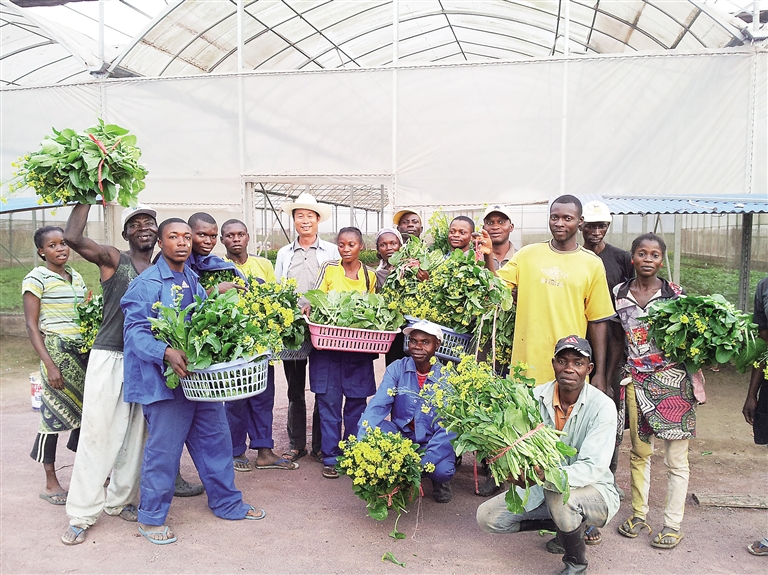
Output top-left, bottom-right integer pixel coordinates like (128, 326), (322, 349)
(244, 505), (266, 521)
(281, 448), (307, 462)
(40, 492), (67, 505)
(61, 525), (87, 546)
(651, 528), (684, 549)
(119, 504), (138, 522)
(618, 516), (652, 538)
(748, 541), (768, 556)
(138, 525), (177, 545)
(254, 458), (299, 470)
(585, 525), (602, 545)
(233, 456), (252, 472)
(322, 465), (339, 479)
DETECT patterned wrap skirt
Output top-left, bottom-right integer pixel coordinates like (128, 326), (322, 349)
(630, 364), (697, 443)
(39, 334), (87, 434)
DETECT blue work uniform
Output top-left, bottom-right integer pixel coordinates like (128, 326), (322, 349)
(121, 255), (251, 525)
(358, 357), (456, 483)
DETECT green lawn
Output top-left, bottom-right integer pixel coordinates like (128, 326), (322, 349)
(0, 260), (101, 312)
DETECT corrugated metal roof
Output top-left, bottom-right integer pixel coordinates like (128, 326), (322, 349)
(0, 197), (71, 214)
(601, 195), (768, 215)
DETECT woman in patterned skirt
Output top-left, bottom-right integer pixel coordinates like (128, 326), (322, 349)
(613, 233), (699, 550)
(23, 226), (88, 505)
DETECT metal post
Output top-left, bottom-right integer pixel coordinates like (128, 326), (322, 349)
(8, 213), (12, 265)
(380, 185), (385, 229)
(31, 210), (37, 264)
(349, 186), (355, 226)
(98, 0), (105, 68)
(738, 213), (753, 311)
(673, 214), (682, 285)
(237, 0), (244, 72)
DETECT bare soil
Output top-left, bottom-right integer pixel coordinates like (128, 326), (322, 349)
(1, 335), (765, 575)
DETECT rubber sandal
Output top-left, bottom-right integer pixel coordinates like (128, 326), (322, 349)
(244, 505), (266, 521)
(40, 492), (67, 505)
(309, 451), (324, 463)
(174, 474), (204, 497)
(61, 525), (87, 546)
(322, 465), (339, 479)
(651, 528), (684, 549)
(254, 458), (298, 470)
(138, 525), (177, 545)
(585, 525), (602, 545)
(748, 541), (768, 556)
(281, 448), (307, 462)
(119, 504), (138, 522)
(618, 516), (652, 538)
(233, 456), (252, 472)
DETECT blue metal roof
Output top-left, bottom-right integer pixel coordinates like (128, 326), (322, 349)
(0, 197), (73, 214)
(598, 196), (768, 216)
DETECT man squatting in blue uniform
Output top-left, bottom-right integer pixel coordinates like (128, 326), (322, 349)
(358, 320), (456, 503)
(121, 218), (265, 545)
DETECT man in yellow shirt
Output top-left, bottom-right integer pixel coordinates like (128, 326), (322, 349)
(477, 195), (615, 390)
(221, 219), (276, 283)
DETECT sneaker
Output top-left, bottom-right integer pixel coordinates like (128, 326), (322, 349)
(431, 480), (453, 503)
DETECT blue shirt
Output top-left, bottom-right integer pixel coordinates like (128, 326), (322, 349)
(121, 255), (207, 405)
(358, 357), (456, 463)
(187, 252), (247, 282)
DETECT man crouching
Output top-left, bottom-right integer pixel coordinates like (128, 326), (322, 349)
(357, 320), (456, 503)
(120, 218), (265, 545)
(476, 336), (619, 574)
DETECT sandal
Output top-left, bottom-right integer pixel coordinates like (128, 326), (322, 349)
(322, 465), (339, 479)
(584, 525), (602, 545)
(61, 525), (87, 546)
(233, 456), (251, 472)
(651, 527), (684, 549)
(309, 450), (323, 463)
(281, 449), (307, 463)
(119, 504), (138, 522)
(618, 516), (652, 538)
(747, 540), (768, 556)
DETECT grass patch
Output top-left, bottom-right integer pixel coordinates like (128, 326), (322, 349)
(1, 260), (101, 313)
(675, 256), (763, 308)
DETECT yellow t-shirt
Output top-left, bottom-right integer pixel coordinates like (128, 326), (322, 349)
(315, 260), (376, 294)
(226, 255), (276, 284)
(497, 241), (615, 384)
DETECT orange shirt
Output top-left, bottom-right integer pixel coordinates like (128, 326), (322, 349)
(552, 384), (574, 432)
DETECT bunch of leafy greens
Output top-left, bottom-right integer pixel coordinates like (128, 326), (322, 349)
(149, 289), (271, 389)
(238, 277), (307, 352)
(426, 209), (450, 255)
(422, 357), (576, 514)
(380, 236), (444, 302)
(199, 269), (239, 293)
(7, 119), (147, 207)
(76, 292), (103, 354)
(304, 290), (403, 331)
(477, 304), (517, 369)
(643, 293), (756, 372)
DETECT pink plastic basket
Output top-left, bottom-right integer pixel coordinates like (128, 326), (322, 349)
(306, 320), (399, 354)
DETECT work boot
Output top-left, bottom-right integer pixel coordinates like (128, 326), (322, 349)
(518, 519), (557, 533)
(431, 479), (453, 503)
(475, 459), (502, 497)
(557, 522), (588, 575)
(174, 472), (204, 497)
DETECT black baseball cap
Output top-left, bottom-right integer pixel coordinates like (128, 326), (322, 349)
(554, 335), (592, 359)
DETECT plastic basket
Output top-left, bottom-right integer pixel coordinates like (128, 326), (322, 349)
(306, 320), (399, 354)
(278, 339), (313, 361)
(179, 352), (270, 402)
(402, 316), (476, 363)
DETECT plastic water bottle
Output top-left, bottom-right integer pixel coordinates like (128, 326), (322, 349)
(30, 372), (42, 411)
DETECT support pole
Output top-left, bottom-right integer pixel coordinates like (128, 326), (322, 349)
(673, 214), (682, 285)
(738, 213), (753, 311)
(349, 186), (355, 227)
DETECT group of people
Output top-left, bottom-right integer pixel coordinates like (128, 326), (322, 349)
(22, 192), (764, 571)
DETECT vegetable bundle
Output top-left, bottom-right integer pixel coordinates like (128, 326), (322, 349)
(422, 357), (576, 513)
(380, 236), (443, 299)
(337, 426), (425, 537)
(304, 290), (403, 331)
(238, 277), (307, 352)
(644, 293), (756, 372)
(76, 292), (103, 354)
(8, 119), (147, 207)
(150, 289), (271, 389)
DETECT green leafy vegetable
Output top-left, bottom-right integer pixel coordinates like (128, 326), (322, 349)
(304, 290), (403, 331)
(76, 292), (103, 353)
(382, 552), (406, 568)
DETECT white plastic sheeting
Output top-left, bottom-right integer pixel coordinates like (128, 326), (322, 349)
(1, 48), (766, 219)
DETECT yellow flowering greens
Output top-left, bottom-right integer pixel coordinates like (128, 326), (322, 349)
(337, 426), (425, 537)
(422, 357), (576, 514)
(426, 209), (450, 255)
(7, 120), (147, 207)
(237, 277), (307, 353)
(644, 293), (756, 372)
(75, 293), (103, 354)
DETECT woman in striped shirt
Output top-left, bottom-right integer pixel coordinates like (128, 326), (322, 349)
(23, 226), (88, 505)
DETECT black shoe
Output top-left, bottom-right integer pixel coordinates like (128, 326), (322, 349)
(475, 459), (502, 497)
(557, 522), (588, 575)
(174, 473), (205, 497)
(431, 479), (453, 503)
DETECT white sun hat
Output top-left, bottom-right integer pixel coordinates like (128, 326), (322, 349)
(281, 192), (332, 223)
(582, 201), (613, 223)
(403, 320), (444, 343)
(120, 204), (157, 229)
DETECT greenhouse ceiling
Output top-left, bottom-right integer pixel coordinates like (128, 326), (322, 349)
(2, 0), (766, 87)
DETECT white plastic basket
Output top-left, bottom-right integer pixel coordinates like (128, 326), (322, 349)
(179, 352), (270, 402)
(277, 339), (313, 361)
(402, 316), (476, 362)
(306, 320), (399, 354)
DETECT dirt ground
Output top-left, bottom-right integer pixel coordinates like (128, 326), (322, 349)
(1, 334), (766, 575)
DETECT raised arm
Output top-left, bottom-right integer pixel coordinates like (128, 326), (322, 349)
(64, 203), (120, 279)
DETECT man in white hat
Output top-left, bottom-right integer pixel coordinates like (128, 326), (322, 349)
(275, 192), (339, 463)
(357, 320), (457, 503)
(482, 204), (516, 270)
(61, 203), (158, 545)
(393, 210), (423, 242)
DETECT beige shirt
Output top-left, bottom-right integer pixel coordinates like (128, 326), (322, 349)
(492, 242), (516, 270)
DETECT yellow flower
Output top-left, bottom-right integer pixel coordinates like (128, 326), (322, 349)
(680, 315), (689, 324)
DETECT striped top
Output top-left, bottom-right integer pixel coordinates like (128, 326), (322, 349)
(314, 260), (376, 294)
(22, 265), (87, 340)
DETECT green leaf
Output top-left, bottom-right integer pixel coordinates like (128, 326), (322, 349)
(367, 500), (388, 521)
(505, 487), (524, 514)
(381, 552), (406, 568)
